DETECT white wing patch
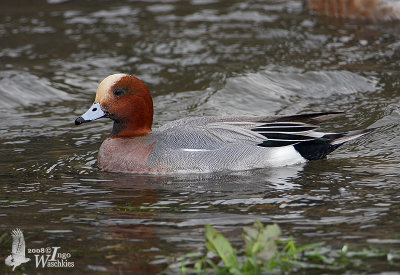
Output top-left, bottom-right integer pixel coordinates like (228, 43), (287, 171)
(181, 148), (212, 152)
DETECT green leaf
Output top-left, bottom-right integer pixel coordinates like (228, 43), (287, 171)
(206, 258), (219, 271)
(295, 242), (325, 254)
(243, 256), (259, 273)
(181, 261), (187, 275)
(243, 226), (259, 256)
(194, 259), (203, 274)
(205, 224), (239, 269)
(243, 222), (281, 263)
(257, 238), (278, 262)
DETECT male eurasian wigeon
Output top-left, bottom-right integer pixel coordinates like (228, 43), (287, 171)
(75, 74), (372, 174)
(307, 0), (400, 20)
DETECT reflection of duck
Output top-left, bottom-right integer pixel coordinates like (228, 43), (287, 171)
(307, 0), (400, 20)
(75, 74), (373, 174)
(5, 229), (31, 271)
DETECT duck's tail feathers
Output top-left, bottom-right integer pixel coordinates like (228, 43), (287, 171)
(328, 128), (375, 145)
(275, 112), (345, 124)
(294, 128), (375, 161)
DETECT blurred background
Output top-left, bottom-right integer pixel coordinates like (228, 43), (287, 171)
(1, 0), (400, 273)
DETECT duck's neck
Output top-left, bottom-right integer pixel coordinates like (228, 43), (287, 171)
(110, 94), (153, 138)
(111, 119), (152, 137)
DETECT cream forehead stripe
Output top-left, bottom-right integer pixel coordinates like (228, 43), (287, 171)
(95, 73), (128, 102)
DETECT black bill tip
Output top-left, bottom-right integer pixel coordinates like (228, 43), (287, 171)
(75, 117), (87, 125)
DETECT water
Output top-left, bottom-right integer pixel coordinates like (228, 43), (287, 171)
(1, 0), (400, 273)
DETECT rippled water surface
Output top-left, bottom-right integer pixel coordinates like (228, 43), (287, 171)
(2, 0), (400, 273)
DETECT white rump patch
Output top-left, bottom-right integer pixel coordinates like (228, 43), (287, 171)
(269, 146), (306, 167)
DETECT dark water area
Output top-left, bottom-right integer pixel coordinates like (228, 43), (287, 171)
(1, 0), (400, 273)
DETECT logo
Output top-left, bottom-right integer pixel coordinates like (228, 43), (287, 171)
(29, 246), (74, 268)
(4, 228), (75, 270)
(4, 229), (31, 271)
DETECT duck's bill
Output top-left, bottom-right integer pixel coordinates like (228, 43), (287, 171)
(75, 102), (106, 125)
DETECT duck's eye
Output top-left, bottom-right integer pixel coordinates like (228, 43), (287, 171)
(113, 87), (127, 98)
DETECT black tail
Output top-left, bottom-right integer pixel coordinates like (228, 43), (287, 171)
(294, 128), (374, 160)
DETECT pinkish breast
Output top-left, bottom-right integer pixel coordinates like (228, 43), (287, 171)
(98, 136), (155, 173)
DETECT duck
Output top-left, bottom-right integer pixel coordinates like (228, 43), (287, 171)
(306, 0), (400, 20)
(75, 74), (372, 174)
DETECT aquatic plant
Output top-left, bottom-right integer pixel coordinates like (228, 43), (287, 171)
(165, 221), (400, 274)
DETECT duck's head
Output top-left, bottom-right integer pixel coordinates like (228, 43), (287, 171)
(75, 74), (153, 137)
